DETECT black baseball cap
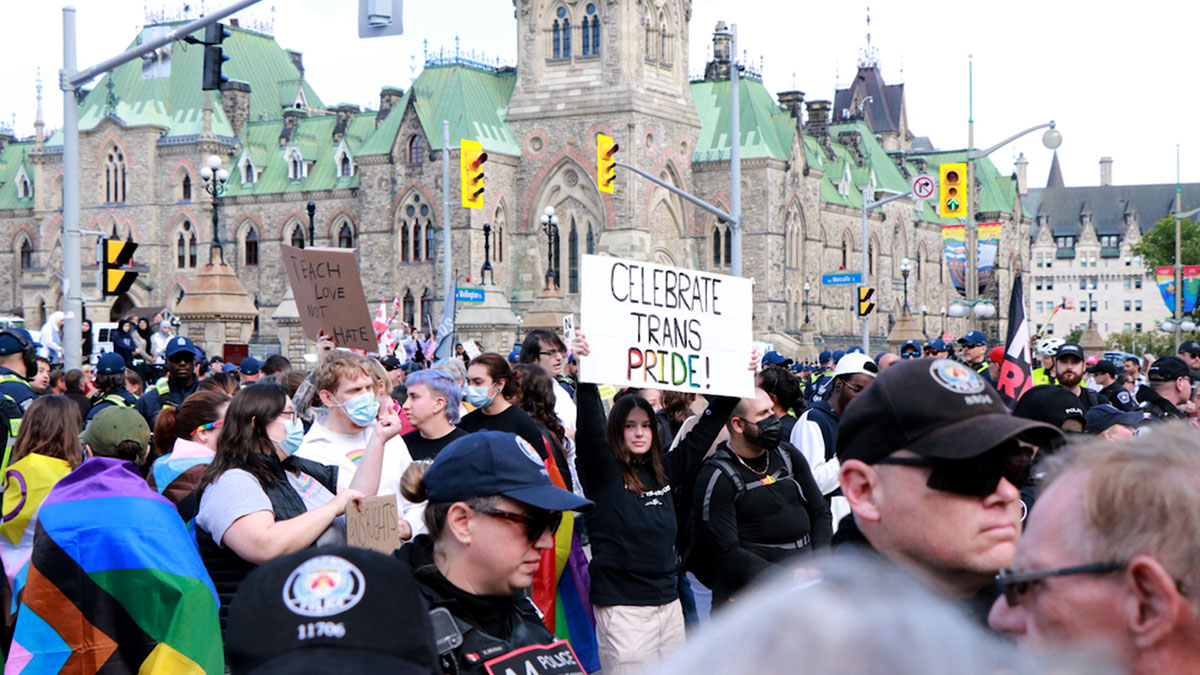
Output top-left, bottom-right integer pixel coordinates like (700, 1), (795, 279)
(1086, 360), (1119, 376)
(1011, 385), (1087, 431)
(1147, 355), (1197, 382)
(837, 359), (1061, 464)
(380, 355), (402, 371)
(425, 431), (593, 512)
(1055, 343), (1085, 361)
(226, 546), (438, 674)
(1179, 341), (1200, 357)
(1085, 404), (1148, 436)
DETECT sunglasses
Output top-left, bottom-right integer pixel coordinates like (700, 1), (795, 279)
(874, 446), (1034, 497)
(474, 506), (562, 543)
(995, 561), (1126, 607)
(900, 351), (920, 359)
(168, 354), (195, 364)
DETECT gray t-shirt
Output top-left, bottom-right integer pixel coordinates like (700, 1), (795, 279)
(197, 468), (345, 549)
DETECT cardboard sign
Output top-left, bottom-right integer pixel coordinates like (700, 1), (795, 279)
(578, 254), (754, 398)
(280, 244), (377, 350)
(346, 495), (400, 554)
(484, 640), (585, 675)
(562, 315), (576, 350)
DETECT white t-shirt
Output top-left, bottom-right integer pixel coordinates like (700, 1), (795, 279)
(295, 419), (426, 536)
(552, 381), (577, 433)
(197, 468), (345, 549)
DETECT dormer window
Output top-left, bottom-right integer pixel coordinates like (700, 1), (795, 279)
(407, 135), (425, 166)
(238, 153), (257, 184)
(294, 87), (308, 110)
(15, 167), (31, 200)
(334, 144), (355, 177)
(284, 147), (305, 181)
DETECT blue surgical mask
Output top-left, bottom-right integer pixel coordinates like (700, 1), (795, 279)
(338, 391), (380, 427)
(277, 418), (305, 456)
(466, 385), (495, 409)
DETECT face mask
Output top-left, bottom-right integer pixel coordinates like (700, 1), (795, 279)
(338, 391), (380, 427)
(466, 385), (495, 409)
(274, 418), (305, 456)
(747, 415), (782, 451)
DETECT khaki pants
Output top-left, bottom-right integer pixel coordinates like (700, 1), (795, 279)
(594, 600), (686, 675)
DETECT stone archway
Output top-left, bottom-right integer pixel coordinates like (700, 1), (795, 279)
(109, 294), (135, 322)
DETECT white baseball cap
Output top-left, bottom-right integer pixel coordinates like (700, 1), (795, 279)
(832, 352), (878, 379)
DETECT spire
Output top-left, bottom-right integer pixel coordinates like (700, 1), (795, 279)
(33, 68), (44, 147)
(1046, 150), (1065, 188)
(857, 6), (879, 69)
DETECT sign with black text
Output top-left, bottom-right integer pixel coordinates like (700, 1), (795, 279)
(578, 255), (753, 397)
(280, 244), (377, 351)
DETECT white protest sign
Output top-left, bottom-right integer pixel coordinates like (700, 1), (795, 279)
(578, 254), (754, 398)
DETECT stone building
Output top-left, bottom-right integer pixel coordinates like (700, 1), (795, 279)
(1025, 154), (1200, 341)
(0, 2), (1032, 363)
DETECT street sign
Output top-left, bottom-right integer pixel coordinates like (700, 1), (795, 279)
(822, 272), (862, 286)
(912, 174), (936, 201)
(455, 287), (485, 303)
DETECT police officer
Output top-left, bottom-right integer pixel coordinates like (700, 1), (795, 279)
(1053, 343), (1107, 411)
(135, 336), (199, 426)
(923, 338), (949, 359)
(0, 329), (38, 414)
(1138, 355), (1193, 421)
(957, 331), (991, 380)
(1088, 359), (1136, 412)
(86, 352), (138, 422)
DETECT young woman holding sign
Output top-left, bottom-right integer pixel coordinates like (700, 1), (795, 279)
(571, 331), (749, 674)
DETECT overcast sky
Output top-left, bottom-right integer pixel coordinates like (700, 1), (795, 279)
(3, 0), (1197, 190)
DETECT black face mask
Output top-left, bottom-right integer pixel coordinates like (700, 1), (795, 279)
(746, 415), (782, 451)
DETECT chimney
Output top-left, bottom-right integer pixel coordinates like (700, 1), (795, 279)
(776, 90), (805, 122)
(218, 80), (251, 137)
(805, 100), (831, 141)
(1014, 152), (1028, 196)
(1099, 156), (1113, 186)
(376, 86), (404, 128)
(331, 103), (360, 143)
(279, 108), (306, 146)
(286, 49), (304, 78)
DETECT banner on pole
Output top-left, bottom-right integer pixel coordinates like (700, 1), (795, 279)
(976, 222), (1002, 296)
(1155, 265), (1200, 314)
(995, 273), (1033, 409)
(942, 225), (966, 295)
(578, 255), (754, 398)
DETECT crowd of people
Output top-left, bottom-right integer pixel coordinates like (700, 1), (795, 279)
(0, 316), (1198, 674)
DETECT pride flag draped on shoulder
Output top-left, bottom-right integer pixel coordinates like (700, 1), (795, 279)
(6, 458), (222, 674)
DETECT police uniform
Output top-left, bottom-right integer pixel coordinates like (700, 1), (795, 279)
(1099, 382), (1136, 412)
(86, 387), (138, 422)
(1031, 366), (1056, 386)
(0, 328), (39, 470)
(134, 336), (200, 426)
(0, 365), (35, 415)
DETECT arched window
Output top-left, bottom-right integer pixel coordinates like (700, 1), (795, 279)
(291, 225), (307, 249)
(587, 3), (600, 55)
(400, 223), (410, 262)
(105, 147), (126, 203)
(552, 19), (562, 59)
(551, 224), (562, 289)
(240, 155), (256, 184)
(19, 239), (32, 271)
(407, 135), (425, 166)
(712, 226), (721, 267)
(244, 227), (259, 266)
(177, 232), (186, 268)
(659, 11), (668, 64)
(285, 147), (304, 181)
(181, 174), (191, 201)
(724, 227), (732, 266)
(413, 222), (422, 261)
(15, 170), (31, 200)
(868, 241), (874, 275)
(189, 230), (198, 268)
(917, 249), (924, 281)
(581, 16), (590, 56)
(338, 222), (354, 248)
(339, 153), (353, 177)
(425, 223), (435, 261)
(841, 236), (849, 269)
(562, 15), (572, 58)
(402, 289), (415, 328)
(498, 226), (504, 262)
(645, 12), (655, 60)
(568, 218), (579, 293)
(587, 223), (595, 254)
(420, 289), (433, 328)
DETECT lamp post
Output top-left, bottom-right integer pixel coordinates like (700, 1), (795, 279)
(803, 281), (811, 325)
(900, 257), (912, 312)
(306, 201), (316, 248)
(540, 205), (559, 291)
(481, 222), (494, 285)
(199, 154), (229, 265)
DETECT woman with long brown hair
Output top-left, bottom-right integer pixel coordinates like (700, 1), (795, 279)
(148, 389), (231, 502)
(572, 332), (741, 674)
(512, 363), (577, 493)
(194, 383), (400, 631)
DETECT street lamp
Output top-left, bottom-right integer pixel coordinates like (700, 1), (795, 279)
(803, 281), (811, 325)
(199, 154), (229, 264)
(540, 205), (559, 291)
(481, 222), (494, 285)
(900, 257), (911, 311)
(306, 201), (316, 248)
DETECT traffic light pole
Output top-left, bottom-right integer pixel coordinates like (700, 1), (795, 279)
(613, 161), (735, 224)
(59, 0), (262, 371)
(860, 188), (914, 352)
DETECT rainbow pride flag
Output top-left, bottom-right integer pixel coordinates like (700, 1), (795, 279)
(6, 457), (223, 674)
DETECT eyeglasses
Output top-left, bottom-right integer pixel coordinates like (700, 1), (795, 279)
(874, 446), (1034, 497)
(842, 380), (866, 393)
(538, 349), (563, 358)
(474, 506), (562, 543)
(996, 561), (1126, 606)
(277, 410), (297, 421)
(191, 420), (224, 437)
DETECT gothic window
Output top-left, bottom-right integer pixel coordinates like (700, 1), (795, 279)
(244, 226), (259, 266)
(568, 218), (579, 294)
(917, 249), (924, 281)
(338, 152), (353, 177)
(240, 155), (256, 184)
(181, 173), (191, 201)
(562, 16), (572, 58)
(19, 238), (32, 271)
(425, 223), (435, 261)
(408, 136), (425, 165)
(402, 289), (415, 327)
(290, 225), (307, 249)
(645, 11), (655, 61)
(105, 147), (126, 203)
(15, 170), (31, 200)
(338, 222), (355, 248)
(498, 227), (504, 262)
(588, 4), (600, 55)
(189, 230), (198, 268)
(413, 222), (422, 260)
(285, 147), (304, 181)
(552, 10), (563, 59)
(587, 223), (595, 254)
(420, 289), (433, 328)
(581, 16), (590, 55)
(177, 232), (186, 268)
(552, 224), (562, 289)
(724, 227), (732, 266)
(659, 11), (668, 64)
(868, 241), (875, 275)
(712, 226), (721, 267)
(400, 223), (410, 262)
(842, 237), (849, 269)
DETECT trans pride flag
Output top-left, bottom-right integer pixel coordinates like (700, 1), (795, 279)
(6, 458), (222, 674)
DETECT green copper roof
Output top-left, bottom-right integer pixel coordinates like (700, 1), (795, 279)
(691, 78), (795, 162)
(46, 23), (323, 145)
(0, 143), (34, 210)
(224, 112), (373, 196)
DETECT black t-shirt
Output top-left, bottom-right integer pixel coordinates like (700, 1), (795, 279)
(458, 405), (546, 454)
(402, 427), (469, 461)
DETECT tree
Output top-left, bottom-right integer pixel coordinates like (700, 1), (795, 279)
(1131, 216), (1200, 272)
(1064, 327), (1083, 345)
(1105, 329), (1179, 358)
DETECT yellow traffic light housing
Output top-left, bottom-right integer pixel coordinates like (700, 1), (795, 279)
(597, 134), (619, 193)
(460, 139), (488, 209)
(857, 286), (875, 316)
(939, 162), (967, 218)
(102, 238), (138, 296)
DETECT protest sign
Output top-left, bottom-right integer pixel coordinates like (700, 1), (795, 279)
(484, 641), (585, 675)
(462, 339), (482, 360)
(280, 244), (377, 350)
(578, 254), (754, 398)
(345, 495), (400, 554)
(562, 315), (576, 350)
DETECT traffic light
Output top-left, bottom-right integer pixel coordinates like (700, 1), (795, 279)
(597, 134), (619, 193)
(101, 238), (138, 296)
(201, 23), (231, 91)
(857, 286), (875, 316)
(460, 139), (487, 209)
(939, 162), (967, 218)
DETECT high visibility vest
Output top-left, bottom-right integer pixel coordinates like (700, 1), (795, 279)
(1031, 367), (1053, 386)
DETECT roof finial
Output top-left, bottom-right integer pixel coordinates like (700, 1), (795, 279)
(857, 5), (879, 69)
(34, 68), (44, 146)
